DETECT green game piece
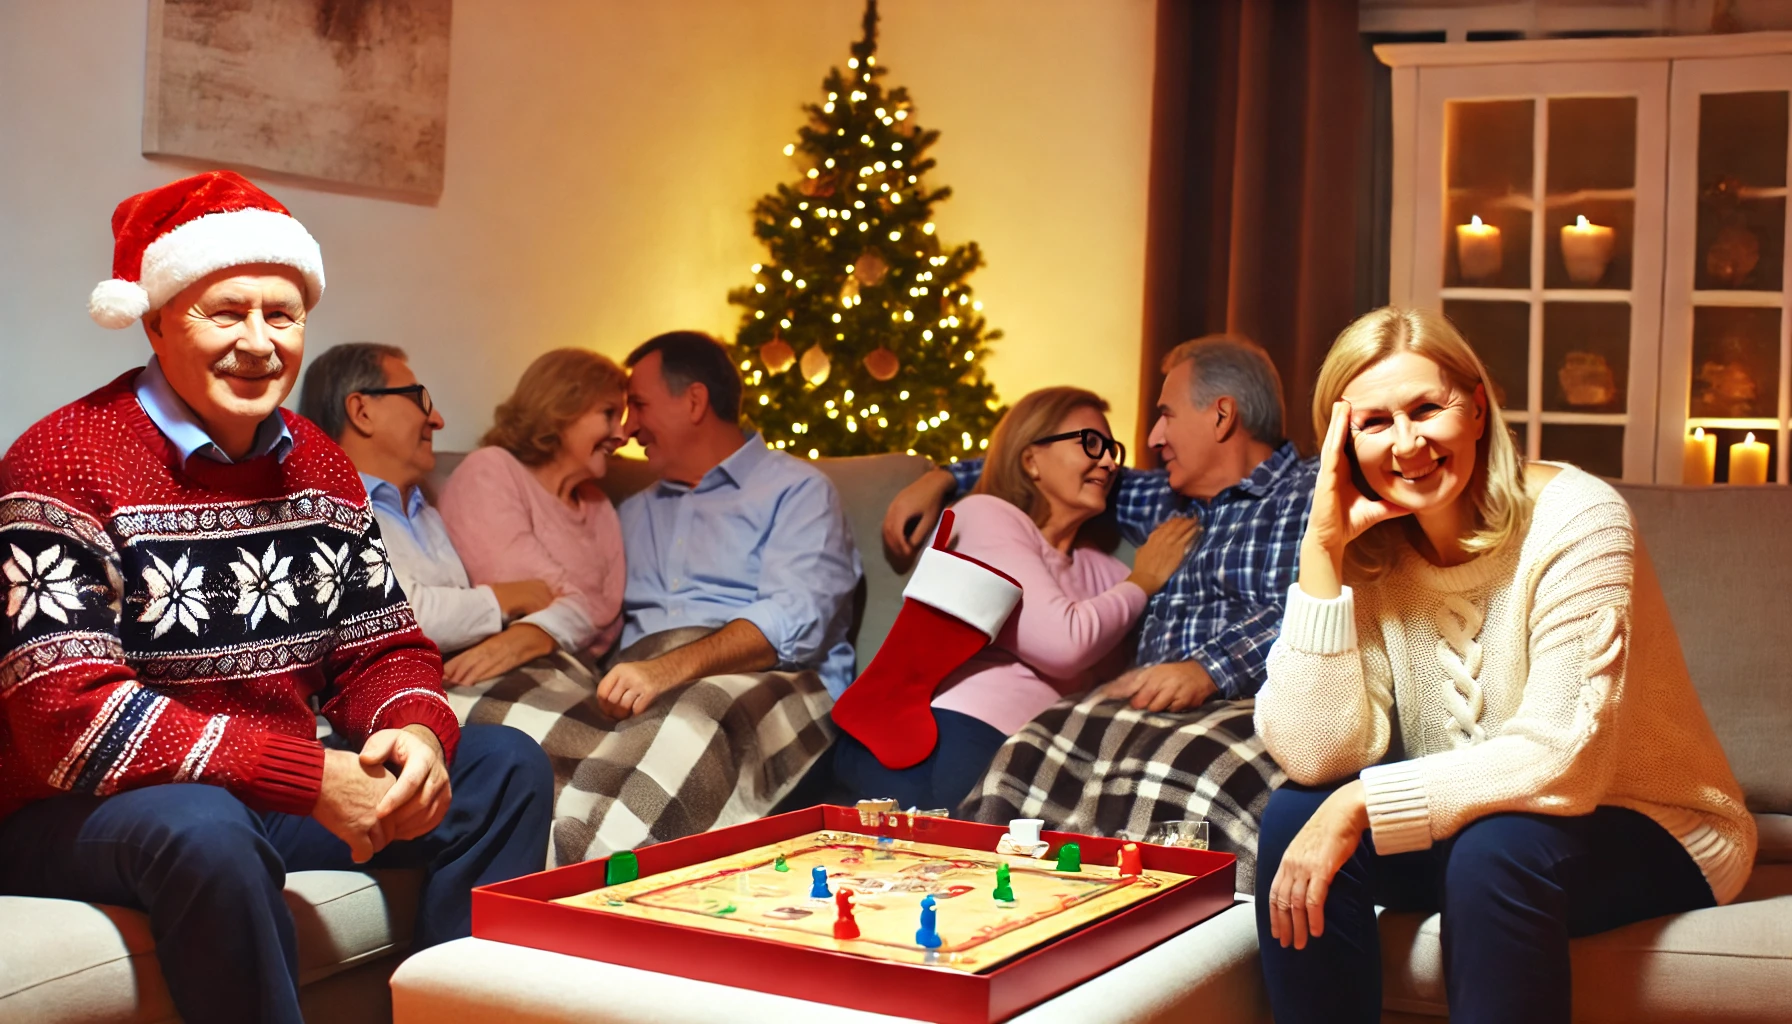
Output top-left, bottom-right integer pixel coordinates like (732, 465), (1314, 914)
(1054, 842), (1081, 873)
(774, 854), (789, 872)
(992, 862), (1015, 903)
(716, 903), (738, 915)
(605, 851), (639, 886)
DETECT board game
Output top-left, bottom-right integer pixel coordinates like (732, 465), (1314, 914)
(472, 805), (1236, 1024)
(553, 829), (1191, 972)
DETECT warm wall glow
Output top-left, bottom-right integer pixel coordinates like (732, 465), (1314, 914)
(0, 0), (1155, 455)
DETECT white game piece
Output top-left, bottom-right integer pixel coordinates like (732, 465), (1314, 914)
(996, 818), (1049, 858)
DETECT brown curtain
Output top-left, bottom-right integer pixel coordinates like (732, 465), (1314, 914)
(1137, 0), (1363, 460)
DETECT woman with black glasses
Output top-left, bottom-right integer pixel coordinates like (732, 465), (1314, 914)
(832, 387), (1197, 810)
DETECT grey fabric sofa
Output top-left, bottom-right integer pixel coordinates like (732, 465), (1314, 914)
(6, 452), (1787, 1023)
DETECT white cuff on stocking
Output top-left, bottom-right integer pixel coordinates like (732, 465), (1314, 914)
(903, 545), (1023, 641)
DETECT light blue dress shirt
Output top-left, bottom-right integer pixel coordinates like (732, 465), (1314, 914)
(358, 472), (509, 654)
(133, 356), (293, 466)
(618, 433), (862, 697)
(360, 473), (431, 543)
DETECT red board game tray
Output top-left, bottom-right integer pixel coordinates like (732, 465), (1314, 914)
(472, 805), (1237, 1023)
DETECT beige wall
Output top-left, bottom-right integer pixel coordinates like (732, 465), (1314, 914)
(0, 0), (1156, 455)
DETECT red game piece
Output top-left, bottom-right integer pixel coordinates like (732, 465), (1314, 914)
(833, 887), (860, 940)
(1117, 842), (1143, 877)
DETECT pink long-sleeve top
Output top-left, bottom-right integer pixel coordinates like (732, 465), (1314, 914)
(930, 494), (1148, 735)
(436, 446), (626, 657)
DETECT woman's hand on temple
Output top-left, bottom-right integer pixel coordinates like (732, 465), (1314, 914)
(1127, 517), (1200, 595)
(1267, 780), (1369, 951)
(1300, 400), (1409, 597)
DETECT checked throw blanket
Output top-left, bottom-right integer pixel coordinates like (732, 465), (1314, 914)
(958, 693), (1284, 893)
(444, 628), (835, 867)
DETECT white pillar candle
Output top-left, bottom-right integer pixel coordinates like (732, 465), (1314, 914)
(1728, 432), (1769, 485)
(1683, 427), (1716, 485)
(1561, 215), (1616, 285)
(1456, 215), (1503, 281)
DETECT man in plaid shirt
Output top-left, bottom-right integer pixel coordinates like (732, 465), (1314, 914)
(886, 336), (1316, 707)
(882, 336), (1316, 889)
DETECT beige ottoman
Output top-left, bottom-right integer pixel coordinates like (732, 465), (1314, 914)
(390, 900), (1270, 1024)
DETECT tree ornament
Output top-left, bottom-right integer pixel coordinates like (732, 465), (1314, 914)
(841, 277), (861, 302)
(760, 335), (797, 374)
(864, 347), (901, 381)
(800, 344), (832, 385)
(853, 251), (889, 286)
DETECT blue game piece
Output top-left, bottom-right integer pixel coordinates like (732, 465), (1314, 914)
(810, 865), (832, 899)
(915, 894), (942, 949)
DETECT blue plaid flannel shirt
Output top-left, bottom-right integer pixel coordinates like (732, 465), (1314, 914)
(947, 442), (1317, 700)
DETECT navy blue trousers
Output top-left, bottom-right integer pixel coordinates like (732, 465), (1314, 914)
(1255, 781), (1715, 1024)
(0, 724), (552, 1024)
(833, 707), (1007, 812)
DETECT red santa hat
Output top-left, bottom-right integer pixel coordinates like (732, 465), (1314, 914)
(89, 170), (325, 329)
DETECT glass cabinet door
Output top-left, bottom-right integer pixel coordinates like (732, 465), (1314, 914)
(1411, 62), (1668, 481)
(1658, 56), (1792, 485)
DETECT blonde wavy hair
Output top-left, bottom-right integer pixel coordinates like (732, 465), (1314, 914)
(1313, 306), (1530, 579)
(481, 348), (627, 467)
(972, 386), (1112, 527)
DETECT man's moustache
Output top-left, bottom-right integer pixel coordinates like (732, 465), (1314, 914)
(212, 352), (284, 377)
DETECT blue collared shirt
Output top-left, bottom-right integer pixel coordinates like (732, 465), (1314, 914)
(949, 443), (1316, 701)
(359, 473), (429, 542)
(618, 433), (863, 697)
(133, 356), (293, 466)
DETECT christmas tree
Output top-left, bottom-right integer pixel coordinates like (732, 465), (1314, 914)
(727, 0), (1003, 463)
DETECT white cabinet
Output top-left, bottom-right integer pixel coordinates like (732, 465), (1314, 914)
(1380, 32), (1792, 483)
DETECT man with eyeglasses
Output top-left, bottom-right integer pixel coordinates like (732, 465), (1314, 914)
(0, 172), (551, 1024)
(884, 334), (1317, 892)
(299, 343), (563, 681)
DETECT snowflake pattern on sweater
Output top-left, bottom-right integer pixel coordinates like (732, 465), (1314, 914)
(0, 371), (457, 822)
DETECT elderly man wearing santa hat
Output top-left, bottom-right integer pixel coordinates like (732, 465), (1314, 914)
(0, 171), (553, 1024)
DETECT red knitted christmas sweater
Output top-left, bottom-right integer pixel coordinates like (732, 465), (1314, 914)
(0, 371), (458, 823)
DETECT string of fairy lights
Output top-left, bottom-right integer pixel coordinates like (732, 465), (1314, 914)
(727, 21), (1004, 463)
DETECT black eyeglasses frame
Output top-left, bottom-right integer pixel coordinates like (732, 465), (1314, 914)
(1031, 428), (1125, 466)
(356, 384), (433, 416)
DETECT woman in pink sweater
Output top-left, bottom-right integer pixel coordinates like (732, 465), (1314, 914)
(438, 349), (628, 680)
(833, 387), (1197, 810)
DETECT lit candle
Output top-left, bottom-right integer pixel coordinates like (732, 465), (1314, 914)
(1561, 215), (1616, 285)
(1728, 432), (1769, 485)
(1456, 215), (1503, 281)
(1682, 427), (1716, 485)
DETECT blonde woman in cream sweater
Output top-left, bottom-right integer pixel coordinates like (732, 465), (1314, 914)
(1253, 307), (1754, 1024)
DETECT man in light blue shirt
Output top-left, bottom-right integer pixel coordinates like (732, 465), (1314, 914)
(298, 344), (558, 681)
(598, 332), (861, 719)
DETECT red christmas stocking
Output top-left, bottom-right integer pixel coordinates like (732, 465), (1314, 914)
(832, 509), (1023, 770)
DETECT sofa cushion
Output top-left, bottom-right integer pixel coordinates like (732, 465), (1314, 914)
(1614, 484), (1792, 814)
(1379, 864), (1792, 1021)
(0, 870), (419, 1023)
(1758, 812), (1792, 863)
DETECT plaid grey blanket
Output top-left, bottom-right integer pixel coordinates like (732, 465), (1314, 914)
(444, 628), (835, 867)
(957, 693), (1283, 893)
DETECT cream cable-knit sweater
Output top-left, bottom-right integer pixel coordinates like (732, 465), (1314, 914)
(1257, 466), (1756, 904)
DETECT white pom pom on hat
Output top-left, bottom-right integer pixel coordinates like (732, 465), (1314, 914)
(90, 170), (324, 329)
(88, 278), (152, 330)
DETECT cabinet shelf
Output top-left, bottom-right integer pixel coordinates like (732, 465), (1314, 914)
(1440, 287), (1633, 302)
(1690, 290), (1785, 307)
